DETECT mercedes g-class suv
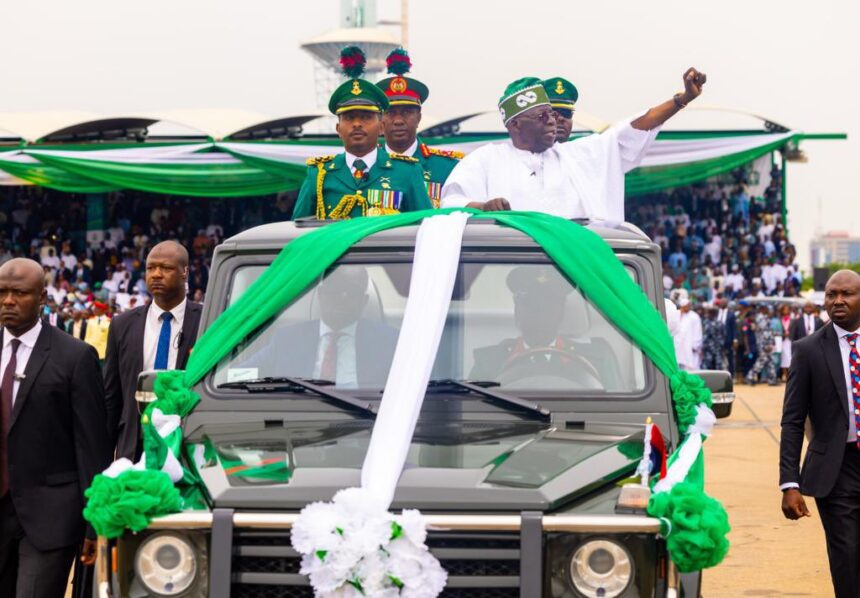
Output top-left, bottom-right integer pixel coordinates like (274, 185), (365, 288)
(97, 218), (733, 598)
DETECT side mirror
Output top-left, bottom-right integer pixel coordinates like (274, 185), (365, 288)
(135, 369), (161, 414)
(692, 369), (735, 419)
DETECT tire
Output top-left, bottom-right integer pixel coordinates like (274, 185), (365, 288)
(680, 571), (702, 597)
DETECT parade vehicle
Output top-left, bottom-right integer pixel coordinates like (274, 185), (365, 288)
(96, 216), (733, 598)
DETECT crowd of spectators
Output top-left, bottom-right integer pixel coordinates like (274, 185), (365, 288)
(0, 186), (295, 329)
(627, 166), (802, 305)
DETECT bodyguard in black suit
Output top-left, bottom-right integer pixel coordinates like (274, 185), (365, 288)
(780, 270), (860, 598)
(104, 241), (201, 461)
(788, 301), (824, 342)
(717, 299), (737, 377)
(0, 258), (111, 598)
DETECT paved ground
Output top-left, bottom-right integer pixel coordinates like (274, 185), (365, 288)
(702, 383), (832, 597)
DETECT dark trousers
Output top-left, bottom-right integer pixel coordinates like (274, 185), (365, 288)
(816, 444), (860, 598)
(0, 494), (76, 598)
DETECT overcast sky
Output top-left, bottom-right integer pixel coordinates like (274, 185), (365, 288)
(1, 0), (857, 269)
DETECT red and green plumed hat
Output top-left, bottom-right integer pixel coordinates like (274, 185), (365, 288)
(375, 48), (429, 107)
(328, 46), (390, 116)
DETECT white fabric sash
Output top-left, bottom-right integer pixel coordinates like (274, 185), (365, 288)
(360, 211), (471, 507)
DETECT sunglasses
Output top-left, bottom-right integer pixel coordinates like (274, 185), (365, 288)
(518, 108), (556, 124)
(553, 108), (574, 119)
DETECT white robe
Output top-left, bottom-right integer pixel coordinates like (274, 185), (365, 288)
(674, 310), (703, 370)
(440, 116), (660, 222)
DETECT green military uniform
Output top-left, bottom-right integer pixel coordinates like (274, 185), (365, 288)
(292, 45), (431, 220)
(377, 48), (461, 208)
(413, 139), (461, 208)
(292, 148), (431, 219)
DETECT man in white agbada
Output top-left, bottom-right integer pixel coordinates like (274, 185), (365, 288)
(441, 68), (707, 221)
(674, 298), (703, 370)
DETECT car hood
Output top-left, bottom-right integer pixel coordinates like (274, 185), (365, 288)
(187, 418), (645, 511)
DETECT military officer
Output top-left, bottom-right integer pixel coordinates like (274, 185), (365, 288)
(292, 46), (432, 220)
(376, 48), (462, 208)
(701, 305), (726, 370)
(469, 266), (623, 390)
(543, 76), (579, 143)
(746, 304), (778, 385)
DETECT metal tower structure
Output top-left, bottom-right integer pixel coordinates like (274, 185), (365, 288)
(300, 0), (402, 110)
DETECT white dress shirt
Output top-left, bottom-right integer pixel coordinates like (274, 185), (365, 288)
(832, 323), (860, 443)
(385, 140), (418, 158)
(143, 299), (187, 371)
(804, 314), (816, 336)
(441, 117), (660, 222)
(344, 148), (378, 177)
(1, 320), (43, 407)
(313, 321), (358, 388)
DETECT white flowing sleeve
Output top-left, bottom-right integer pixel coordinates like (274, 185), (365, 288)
(440, 145), (494, 208)
(560, 114), (661, 222)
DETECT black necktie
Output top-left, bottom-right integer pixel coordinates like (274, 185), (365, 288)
(1, 339), (22, 496)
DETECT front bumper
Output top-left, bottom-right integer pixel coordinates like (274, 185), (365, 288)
(98, 511), (680, 597)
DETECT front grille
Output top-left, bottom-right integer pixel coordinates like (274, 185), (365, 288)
(231, 529), (523, 596)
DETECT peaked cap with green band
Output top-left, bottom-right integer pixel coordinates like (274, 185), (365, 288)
(329, 46), (390, 115)
(543, 77), (579, 109)
(376, 48), (429, 107)
(498, 77), (551, 125)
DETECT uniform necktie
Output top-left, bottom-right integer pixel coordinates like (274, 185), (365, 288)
(154, 312), (174, 370)
(319, 332), (342, 381)
(1, 339), (21, 496)
(353, 159), (368, 181)
(846, 333), (860, 448)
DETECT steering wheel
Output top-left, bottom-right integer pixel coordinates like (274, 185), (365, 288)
(498, 348), (603, 388)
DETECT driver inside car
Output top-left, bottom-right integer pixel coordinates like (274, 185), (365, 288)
(469, 266), (623, 390)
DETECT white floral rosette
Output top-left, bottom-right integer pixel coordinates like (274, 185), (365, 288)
(291, 488), (447, 597)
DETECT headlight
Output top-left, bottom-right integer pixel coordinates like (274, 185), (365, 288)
(134, 532), (198, 596)
(569, 539), (633, 598)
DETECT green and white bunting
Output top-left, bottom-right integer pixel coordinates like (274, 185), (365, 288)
(0, 132), (797, 197)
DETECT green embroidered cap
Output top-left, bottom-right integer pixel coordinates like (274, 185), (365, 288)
(498, 77), (551, 125)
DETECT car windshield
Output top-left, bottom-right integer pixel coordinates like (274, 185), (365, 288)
(212, 257), (648, 397)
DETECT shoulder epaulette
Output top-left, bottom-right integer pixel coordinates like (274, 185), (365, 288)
(306, 155), (335, 166)
(420, 143), (464, 160)
(389, 153), (419, 163)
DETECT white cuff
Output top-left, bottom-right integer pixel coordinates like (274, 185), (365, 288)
(779, 482), (800, 491)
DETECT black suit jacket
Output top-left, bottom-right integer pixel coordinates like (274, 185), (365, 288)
(65, 318), (88, 340)
(722, 310), (737, 350)
(780, 323), (851, 496)
(104, 301), (202, 460)
(41, 313), (66, 332)
(788, 315), (824, 342)
(241, 319), (398, 388)
(2, 324), (111, 550)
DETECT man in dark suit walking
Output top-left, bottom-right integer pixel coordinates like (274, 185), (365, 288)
(717, 298), (737, 377)
(65, 309), (88, 341)
(780, 270), (860, 598)
(104, 241), (202, 461)
(788, 300), (824, 342)
(0, 258), (111, 598)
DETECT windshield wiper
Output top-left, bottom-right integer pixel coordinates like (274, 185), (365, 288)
(218, 377), (376, 418)
(426, 379), (551, 422)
